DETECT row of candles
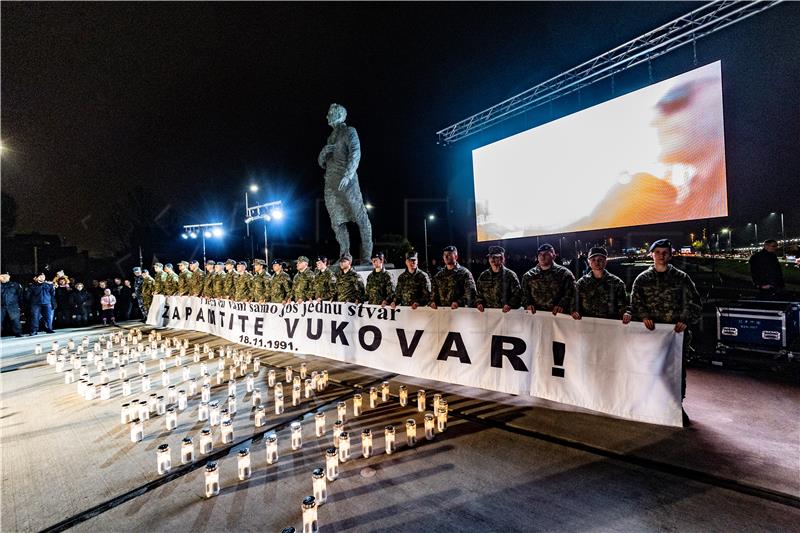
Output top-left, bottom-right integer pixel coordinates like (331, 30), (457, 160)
(40, 328), (451, 533)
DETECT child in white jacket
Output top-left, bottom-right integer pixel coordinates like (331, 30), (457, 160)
(100, 288), (117, 325)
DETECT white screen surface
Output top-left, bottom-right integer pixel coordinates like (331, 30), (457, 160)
(472, 61), (727, 241)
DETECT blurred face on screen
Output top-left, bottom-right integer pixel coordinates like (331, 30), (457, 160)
(650, 247), (672, 268)
(537, 250), (555, 269)
(652, 78), (723, 166)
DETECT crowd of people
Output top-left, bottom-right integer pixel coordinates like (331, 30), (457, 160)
(0, 271), (146, 336)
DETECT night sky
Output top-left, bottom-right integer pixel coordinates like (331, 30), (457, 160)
(2, 2), (799, 260)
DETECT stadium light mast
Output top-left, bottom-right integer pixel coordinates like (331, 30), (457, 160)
(182, 222), (224, 264)
(245, 200), (283, 265)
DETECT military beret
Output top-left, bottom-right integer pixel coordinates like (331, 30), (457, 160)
(588, 247), (608, 259)
(153, 262), (163, 268)
(237, 260), (249, 268)
(649, 239), (673, 252)
(179, 261), (189, 266)
(537, 243), (555, 253)
(405, 251), (418, 260)
(252, 259), (265, 266)
(371, 252), (384, 260)
(487, 246), (505, 256)
(225, 259), (236, 266)
(205, 260), (216, 265)
(164, 263), (174, 269)
(296, 256), (310, 263)
(339, 253), (353, 262)
(132, 267), (142, 273)
(271, 258), (283, 266)
(442, 245), (458, 253)
(190, 260), (199, 265)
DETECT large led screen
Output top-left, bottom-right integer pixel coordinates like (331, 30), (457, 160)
(473, 61), (727, 241)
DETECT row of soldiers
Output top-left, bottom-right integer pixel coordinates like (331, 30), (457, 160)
(140, 240), (701, 330)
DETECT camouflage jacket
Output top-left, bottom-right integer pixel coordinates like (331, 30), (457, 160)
(431, 264), (476, 307)
(250, 271), (271, 302)
(222, 270), (237, 299)
(366, 269), (394, 305)
(234, 272), (253, 302)
(475, 266), (522, 308)
(334, 269), (366, 303)
(574, 270), (628, 319)
(152, 271), (166, 294)
(188, 269), (204, 296)
(521, 263), (575, 312)
(177, 270), (192, 296)
(394, 269), (431, 306)
(212, 272), (227, 299)
(293, 268), (316, 301)
(270, 271), (292, 303)
(202, 271), (215, 297)
(141, 277), (155, 308)
(162, 272), (179, 296)
(313, 268), (336, 300)
(630, 265), (702, 324)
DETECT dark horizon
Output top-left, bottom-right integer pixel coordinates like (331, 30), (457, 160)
(2, 2), (799, 262)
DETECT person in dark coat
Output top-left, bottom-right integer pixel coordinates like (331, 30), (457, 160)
(119, 279), (133, 320)
(27, 273), (56, 335)
(749, 239), (784, 297)
(70, 282), (93, 326)
(1, 272), (24, 337)
(54, 278), (72, 327)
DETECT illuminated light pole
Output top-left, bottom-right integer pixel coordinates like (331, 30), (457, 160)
(245, 200), (283, 265)
(770, 212), (785, 257)
(721, 228), (732, 253)
(245, 185), (258, 259)
(747, 223), (758, 246)
(423, 214), (435, 270)
(182, 222), (223, 264)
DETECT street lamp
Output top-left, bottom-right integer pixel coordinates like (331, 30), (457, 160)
(244, 185), (260, 258)
(747, 222), (758, 245)
(721, 228), (732, 252)
(245, 200), (283, 265)
(182, 222), (223, 263)
(770, 212), (785, 256)
(424, 214), (435, 270)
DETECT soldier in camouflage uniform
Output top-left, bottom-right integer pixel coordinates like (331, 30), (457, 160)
(313, 256), (336, 301)
(521, 243), (575, 314)
(211, 262), (226, 298)
(269, 259), (293, 303)
(630, 239), (702, 414)
(188, 260), (204, 296)
(334, 253), (366, 303)
(431, 245), (476, 309)
(250, 259), (271, 302)
(162, 263), (179, 296)
(222, 259), (237, 300)
(366, 252), (394, 305)
(392, 251), (431, 309)
(141, 269), (155, 312)
(201, 260), (216, 297)
(176, 261), (192, 296)
(572, 247), (629, 321)
(475, 246), (522, 312)
(152, 262), (165, 294)
(233, 261), (253, 302)
(292, 256), (316, 302)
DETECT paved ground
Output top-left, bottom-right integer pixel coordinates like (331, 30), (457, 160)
(1, 323), (798, 532)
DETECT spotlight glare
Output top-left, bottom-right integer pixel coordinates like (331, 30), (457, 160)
(249, 184), (259, 193)
(181, 233), (189, 239)
(204, 231), (212, 238)
(212, 227), (223, 237)
(271, 209), (284, 220)
(189, 231), (198, 239)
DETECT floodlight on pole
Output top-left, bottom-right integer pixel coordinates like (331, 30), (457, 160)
(245, 200), (283, 265)
(182, 222), (224, 264)
(424, 214), (436, 270)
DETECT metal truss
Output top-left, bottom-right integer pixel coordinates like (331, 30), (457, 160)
(435, 0), (783, 146)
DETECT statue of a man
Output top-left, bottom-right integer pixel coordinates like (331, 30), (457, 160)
(318, 103), (373, 263)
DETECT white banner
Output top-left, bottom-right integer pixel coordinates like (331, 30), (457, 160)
(147, 295), (684, 427)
